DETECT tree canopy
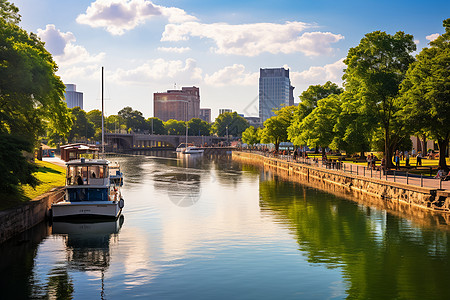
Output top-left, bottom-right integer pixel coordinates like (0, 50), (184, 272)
(343, 30), (416, 166)
(187, 118), (210, 136)
(211, 112), (249, 137)
(261, 105), (295, 151)
(164, 119), (186, 135)
(241, 126), (260, 146)
(399, 18), (450, 170)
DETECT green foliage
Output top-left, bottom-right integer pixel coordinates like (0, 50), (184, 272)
(0, 134), (37, 192)
(241, 126), (259, 146)
(68, 107), (95, 142)
(146, 117), (166, 134)
(399, 18), (450, 169)
(187, 118), (210, 136)
(343, 30), (416, 164)
(87, 109), (102, 129)
(0, 3), (71, 192)
(295, 95), (342, 152)
(105, 114), (125, 133)
(0, 0), (20, 24)
(211, 112), (249, 137)
(288, 82), (343, 146)
(118, 106), (147, 132)
(261, 105), (295, 151)
(164, 119), (186, 135)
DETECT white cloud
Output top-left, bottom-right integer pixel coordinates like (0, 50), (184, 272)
(157, 46), (191, 53)
(204, 64), (258, 86)
(111, 58), (202, 85)
(291, 58), (345, 89)
(161, 21), (343, 56)
(57, 64), (101, 82)
(37, 24), (105, 66)
(76, 0), (197, 35)
(426, 33), (440, 42)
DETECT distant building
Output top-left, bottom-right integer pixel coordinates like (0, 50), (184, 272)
(154, 86), (200, 122)
(199, 108), (211, 123)
(245, 116), (261, 128)
(64, 84), (83, 109)
(259, 68), (294, 123)
(219, 109), (232, 115)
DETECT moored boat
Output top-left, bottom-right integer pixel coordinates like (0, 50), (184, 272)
(183, 146), (204, 154)
(51, 158), (124, 219)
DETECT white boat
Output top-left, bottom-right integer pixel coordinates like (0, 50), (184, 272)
(176, 142), (193, 152)
(183, 146), (204, 154)
(51, 158), (124, 219)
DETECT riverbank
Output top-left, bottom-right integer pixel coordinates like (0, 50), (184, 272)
(233, 151), (450, 225)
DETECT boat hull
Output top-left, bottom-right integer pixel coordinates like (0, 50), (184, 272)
(52, 200), (123, 219)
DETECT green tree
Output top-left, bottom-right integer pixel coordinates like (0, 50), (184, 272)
(164, 119), (186, 135)
(211, 112), (249, 137)
(296, 95), (342, 154)
(242, 126), (259, 147)
(0, 2), (71, 191)
(261, 105), (295, 151)
(330, 92), (373, 156)
(68, 107), (95, 142)
(343, 30), (416, 167)
(399, 19), (450, 170)
(288, 82), (343, 148)
(87, 109), (102, 129)
(187, 118), (210, 136)
(146, 117), (166, 135)
(118, 106), (147, 132)
(105, 115), (126, 133)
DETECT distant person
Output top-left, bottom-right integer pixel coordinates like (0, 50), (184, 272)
(417, 152), (422, 166)
(405, 150), (410, 167)
(77, 175), (83, 185)
(91, 172), (96, 178)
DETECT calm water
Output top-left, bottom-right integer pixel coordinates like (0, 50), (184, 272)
(1, 153), (450, 299)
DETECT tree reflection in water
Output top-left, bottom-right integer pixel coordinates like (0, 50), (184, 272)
(259, 174), (450, 299)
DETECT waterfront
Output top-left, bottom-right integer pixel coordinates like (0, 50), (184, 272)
(1, 154), (450, 299)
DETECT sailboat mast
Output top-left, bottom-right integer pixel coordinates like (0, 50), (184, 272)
(101, 66), (105, 156)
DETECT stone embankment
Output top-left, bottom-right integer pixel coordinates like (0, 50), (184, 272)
(0, 187), (65, 243)
(233, 152), (450, 226)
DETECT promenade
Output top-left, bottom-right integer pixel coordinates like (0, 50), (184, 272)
(244, 150), (450, 192)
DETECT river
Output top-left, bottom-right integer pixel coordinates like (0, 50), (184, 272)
(1, 153), (450, 299)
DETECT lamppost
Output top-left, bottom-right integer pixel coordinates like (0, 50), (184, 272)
(226, 125), (228, 146)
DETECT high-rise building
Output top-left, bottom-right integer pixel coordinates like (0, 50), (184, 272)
(154, 86), (200, 122)
(64, 84), (83, 109)
(219, 109), (232, 115)
(259, 68), (294, 123)
(199, 108), (211, 123)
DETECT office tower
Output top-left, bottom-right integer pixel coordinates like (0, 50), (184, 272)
(259, 68), (294, 123)
(199, 108), (211, 123)
(64, 84), (83, 109)
(219, 109), (232, 115)
(154, 86), (200, 122)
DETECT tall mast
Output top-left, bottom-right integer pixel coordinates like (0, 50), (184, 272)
(101, 66), (104, 156)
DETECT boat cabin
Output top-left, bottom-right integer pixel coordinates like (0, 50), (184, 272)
(66, 158), (111, 202)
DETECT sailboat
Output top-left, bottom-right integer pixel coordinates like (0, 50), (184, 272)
(51, 67), (124, 219)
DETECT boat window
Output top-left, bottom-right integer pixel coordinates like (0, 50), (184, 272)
(81, 166), (88, 184)
(88, 165), (107, 179)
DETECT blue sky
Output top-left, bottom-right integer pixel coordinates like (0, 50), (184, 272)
(12, 0), (450, 120)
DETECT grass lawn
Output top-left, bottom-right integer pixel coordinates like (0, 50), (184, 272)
(0, 161), (66, 211)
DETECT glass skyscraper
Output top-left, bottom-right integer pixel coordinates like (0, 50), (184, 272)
(259, 68), (294, 124)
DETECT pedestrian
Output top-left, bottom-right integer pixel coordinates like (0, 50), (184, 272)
(405, 150), (410, 167)
(417, 151), (422, 166)
(394, 152), (400, 170)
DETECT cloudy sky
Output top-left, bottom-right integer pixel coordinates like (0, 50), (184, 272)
(13, 0), (449, 120)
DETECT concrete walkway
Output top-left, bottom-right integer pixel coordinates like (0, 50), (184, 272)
(42, 156), (66, 168)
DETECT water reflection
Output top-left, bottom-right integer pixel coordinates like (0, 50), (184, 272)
(259, 173), (450, 299)
(30, 217), (124, 299)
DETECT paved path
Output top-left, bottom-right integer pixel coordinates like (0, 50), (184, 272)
(42, 156), (66, 168)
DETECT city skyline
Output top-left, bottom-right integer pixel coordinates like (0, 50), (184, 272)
(12, 0), (449, 120)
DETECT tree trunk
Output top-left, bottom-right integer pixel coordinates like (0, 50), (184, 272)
(421, 135), (427, 155)
(360, 151), (365, 159)
(438, 137), (449, 171)
(385, 127), (393, 168)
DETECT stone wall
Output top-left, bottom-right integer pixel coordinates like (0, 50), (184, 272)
(233, 152), (450, 222)
(0, 187), (65, 243)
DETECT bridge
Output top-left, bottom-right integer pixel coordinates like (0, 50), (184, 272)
(105, 133), (228, 151)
